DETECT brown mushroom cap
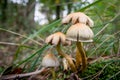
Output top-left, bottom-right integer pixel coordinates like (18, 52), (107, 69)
(66, 23), (94, 42)
(45, 32), (71, 46)
(62, 12), (94, 27)
(42, 53), (59, 67)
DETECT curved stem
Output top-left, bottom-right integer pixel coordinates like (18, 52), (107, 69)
(76, 47), (82, 68)
(56, 45), (77, 72)
(76, 42), (87, 72)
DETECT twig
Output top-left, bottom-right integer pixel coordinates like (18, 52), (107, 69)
(0, 68), (49, 79)
(40, 70), (51, 80)
(28, 68), (50, 80)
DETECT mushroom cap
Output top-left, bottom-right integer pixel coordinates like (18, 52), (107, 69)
(62, 12), (94, 27)
(66, 23), (94, 42)
(42, 53), (59, 67)
(45, 32), (71, 46)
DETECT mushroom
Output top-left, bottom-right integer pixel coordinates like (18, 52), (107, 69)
(62, 58), (69, 71)
(62, 12), (94, 27)
(62, 57), (76, 71)
(45, 32), (77, 71)
(42, 53), (59, 80)
(66, 23), (94, 72)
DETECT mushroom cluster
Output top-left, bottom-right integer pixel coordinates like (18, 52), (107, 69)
(43, 12), (94, 73)
(63, 12), (94, 72)
(45, 32), (76, 71)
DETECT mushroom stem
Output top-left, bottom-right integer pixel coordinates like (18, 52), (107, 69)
(76, 47), (82, 68)
(51, 68), (56, 80)
(76, 42), (87, 72)
(56, 44), (77, 72)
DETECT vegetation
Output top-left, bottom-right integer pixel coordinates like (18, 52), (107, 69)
(0, 0), (120, 80)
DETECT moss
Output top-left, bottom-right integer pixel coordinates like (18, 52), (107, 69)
(80, 59), (120, 80)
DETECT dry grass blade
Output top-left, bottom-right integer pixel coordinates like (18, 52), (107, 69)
(0, 41), (26, 46)
(89, 31), (120, 57)
(95, 13), (120, 37)
(0, 28), (43, 46)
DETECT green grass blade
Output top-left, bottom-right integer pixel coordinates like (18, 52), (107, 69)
(13, 45), (36, 63)
(77, 0), (103, 11)
(22, 19), (61, 44)
(15, 44), (48, 67)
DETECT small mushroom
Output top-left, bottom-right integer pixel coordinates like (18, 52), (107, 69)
(66, 23), (94, 72)
(62, 12), (94, 27)
(42, 53), (59, 67)
(45, 32), (77, 72)
(42, 53), (59, 80)
(62, 58), (69, 71)
(62, 57), (76, 71)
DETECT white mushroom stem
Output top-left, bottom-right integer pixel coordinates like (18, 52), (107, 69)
(56, 44), (77, 72)
(76, 42), (87, 72)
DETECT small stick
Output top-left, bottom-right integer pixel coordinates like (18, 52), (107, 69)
(0, 68), (49, 79)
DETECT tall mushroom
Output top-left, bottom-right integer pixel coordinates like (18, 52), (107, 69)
(42, 53), (59, 80)
(66, 23), (94, 72)
(62, 12), (94, 27)
(45, 32), (77, 71)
